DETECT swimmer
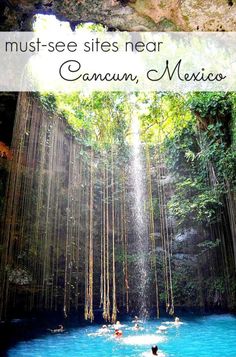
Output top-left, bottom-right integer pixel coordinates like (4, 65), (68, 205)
(48, 324), (64, 334)
(158, 325), (167, 332)
(142, 346), (165, 357)
(114, 328), (123, 337)
(99, 324), (109, 333)
(151, 345), (158, 356)
(133, 323), (144, 331)
(174, 317), (180, 325)
(162, 316), (182, 328)
(114, 320), (123, 329)
(132, 315), (143, 324)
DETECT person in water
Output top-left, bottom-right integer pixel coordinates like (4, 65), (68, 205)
(114, 328), (123, 337)
(158, 325), (167, 332)
(113, 320), (122, 329)
(151, 345), (158, 356)
(100, 324), (109, 333)
(134, 323), (140, 330)
(132, 315), (142, 324)
(48, 324), (64, 333)
(174, 317), (180, 325)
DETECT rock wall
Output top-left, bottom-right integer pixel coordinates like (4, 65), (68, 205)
(1, 0), (236, 31)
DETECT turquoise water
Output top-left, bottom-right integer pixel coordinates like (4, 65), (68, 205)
(7, 314), (236, 357)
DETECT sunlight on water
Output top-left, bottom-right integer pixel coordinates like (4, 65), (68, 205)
(6, 315), (236, 357)
(123, 334), (166, 345)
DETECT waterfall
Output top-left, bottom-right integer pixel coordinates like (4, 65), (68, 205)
(0, 92), (174, 321)
(130, 115), (149, 318)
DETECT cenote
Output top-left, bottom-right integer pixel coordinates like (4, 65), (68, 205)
(5, 315), (236, 357)
(0, 16), (236, 357)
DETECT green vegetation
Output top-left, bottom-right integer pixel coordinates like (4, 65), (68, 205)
(39, 91), (236, 229)
(37, 90), (236, 310)
(39, 92), (131, 148)
(1, 90), (235, 320)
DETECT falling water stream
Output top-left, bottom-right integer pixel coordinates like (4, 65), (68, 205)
(130, 115), (149, 317)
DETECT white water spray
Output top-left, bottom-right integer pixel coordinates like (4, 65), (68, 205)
(130, 115), (149, 317)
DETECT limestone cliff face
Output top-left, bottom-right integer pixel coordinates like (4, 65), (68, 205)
(1, 0), (236, 31)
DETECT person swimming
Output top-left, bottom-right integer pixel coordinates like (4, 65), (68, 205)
(158, 325), (167, 332)
(99, 324), (109, 333)
(132, 315), (143, 324)
(48, 324), (64, 334)
(151, 345), (158, 356)
(113, 320), (123, 329)
(174, 317), (180, 325)
(114, 328), (123, 337)
(134, 323), (140, 330)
